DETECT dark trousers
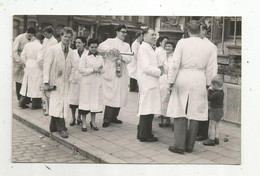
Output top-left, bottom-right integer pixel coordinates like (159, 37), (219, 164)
(103, 106), (120, 123)
(138, 114), (154, 139)
(197, 110), (210, 137)
(19, 95), (30, 107)
(174, 118), (199, 151)
(16, 82), (22, 101)
(49, 116), (66, 132)
(19, 96), (41, 108)
(129, 78), (138, 92)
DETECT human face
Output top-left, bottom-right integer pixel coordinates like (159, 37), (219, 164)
(144, 29), (156, 45)
(160, 38), (168, 48)
(60, 32), (72, 46)
(164, 44), (174, 53)
(89, 43), (98, 54)
(116, 28), (127, 41)
(43, 32), (52, 39)
(26, 33), (34, 41)
(75, 39), (85, 51)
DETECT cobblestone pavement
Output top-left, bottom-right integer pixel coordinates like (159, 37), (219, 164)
(12, 118), (94, 163)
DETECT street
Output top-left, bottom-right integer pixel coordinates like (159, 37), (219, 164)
(12, 118), (95, 163)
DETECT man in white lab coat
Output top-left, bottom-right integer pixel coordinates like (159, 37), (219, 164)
(13, 27), (36, 102)
(19, 33), (45, 109)
(43, 27), (74, 138)
(42, 25), (58, 50)
(128, 31), (143, 92)
(98, 25), (132, 128)
(136, 28), (163, 142)
(196, 22), (218, 142)
(167, 20), (216, 154)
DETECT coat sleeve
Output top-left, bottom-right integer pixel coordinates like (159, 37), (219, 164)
(138, 47), (161, 78)
(205, 46), (217, 85)
(131, 42), (139, 59)
(37, 46), (44, 70)
(78, 55), (94, 76)
(98, 39), (113, 54)
(99, 56), (105, 74)
(43, 46), (54, 84)
(167, 40), (182, 84)
(13, 36), (22, 63)
(20, 46), (27, 65)
(121, 44), (132, 64)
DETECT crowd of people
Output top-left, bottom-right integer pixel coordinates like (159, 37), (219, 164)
(13, 20), (224, 154)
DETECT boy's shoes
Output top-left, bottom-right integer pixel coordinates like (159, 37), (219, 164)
(168, 146), (184, 154)
(139, 137), (158, 142)
(59, 131), (68, 138)
(215, 138), (219, 145)
(203, 139), (215, 146)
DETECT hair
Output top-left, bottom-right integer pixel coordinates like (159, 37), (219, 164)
(164, 41), (176, 49)
(60, 27), (73, 36)
(186, 20), (201, 34)
(75, 36), (87, 46)
(200, 21), (207, 31)
(35, 32), (45, 41)
(135, 31), (142, 38)
(142, 27), (153, 36)
(27, 27), (36, 34)
(87, 38), (99, 46)
(115, 25), (127, 32)
(156, 36), (169, 47)
(42, 25), (54, 34)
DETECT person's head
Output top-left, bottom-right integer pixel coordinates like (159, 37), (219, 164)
(75, 36), (87, 51)
(156, 36), (169, 47)
(35, 32), (45, 44)
(60, 27), (73, 46)
(87, 38), (99, 54)
(26, 27), (36, 41)
(142, 27), (157, 45)
(186, 20), (201, 36)
(211, 76), (224, 90)
(164, 41), (176, 54)
(42, 25), (54, 39)
(199, 22), (207, 39)
(135, 31), (143, 43)
(115, 25), (127, 41)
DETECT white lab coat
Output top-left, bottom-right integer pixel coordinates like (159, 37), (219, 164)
(20, 40), (43, 98)
(136, 42), (161, 116)
(43, 43), (74, 119)
(127, 39), (141, 79)
(155, 46), (167, 67)
(166, 37), (216, 120)
(98, 37), (132, 107)
(13, 33), (35, 83)
(68, 49), (88, 105)
(43, 36), (58, 50)
(78, 53), (104, 112)
(203, 37), (218, 76)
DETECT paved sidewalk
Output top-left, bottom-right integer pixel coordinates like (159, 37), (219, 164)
(12, 92), (241, 164)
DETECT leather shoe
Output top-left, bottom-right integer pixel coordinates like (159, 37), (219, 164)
(82, 127), (87, 132)
(185, 148), (193, 153)
(196, 135), (207, 141)
(203, 139), (215, 146)
(102, 122), (110, 128)
(215, 138), (219, 145)
(111, 119), (122, 124)
(139, 137), (158, 142)
(59, 131), (68, 138)
(168, 146), (184, 154)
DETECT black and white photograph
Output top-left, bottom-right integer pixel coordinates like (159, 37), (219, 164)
(1, 0), (259, 176)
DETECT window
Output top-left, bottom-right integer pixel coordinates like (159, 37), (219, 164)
(229, 17), (241, 36)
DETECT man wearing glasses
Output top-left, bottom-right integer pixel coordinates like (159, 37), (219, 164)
(98, 25), (132, 128)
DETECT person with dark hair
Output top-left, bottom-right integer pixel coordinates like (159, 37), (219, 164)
(158, 41), (175, 128)
(166, 20), (216, 154)
(43, 27), (74, 138)
(13, 27), (36, 103)
(196, 22), (218, 142)
(128, 31), (143, 92)
(136, 27), (163, 142)
(68, 36), (88, 126)
(42, 25), (58, 49)
(19, 33), (45, 109)
(155, 36), (169, 66)
(98, 24), (132, 128)
(78, 38), (104, 132)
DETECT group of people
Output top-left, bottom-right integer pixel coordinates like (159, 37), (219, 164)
(13, 20), (225, 154)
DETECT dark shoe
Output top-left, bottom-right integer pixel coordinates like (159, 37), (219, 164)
(64, 127), (68, 131)
(102, 122), (109, 128)
(196, 135), (207, 141)
(69, 119), (76, 126)
(82, 127), (87, 132)
(168, 146), (184, 154)
(215, 138), (219, 145)
(203, 139), (215, 146)
(59, 131), (68, 138)
(21, 105), (29, 109)
(90, 122), (99, 131)
(111, 119), (122, 124)
(186, 148), (193, 153)
(139, 137), (158, 142)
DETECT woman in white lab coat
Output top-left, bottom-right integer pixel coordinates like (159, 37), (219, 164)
(155, 36), (168, 66)
(68, 37), (88, 126)
(78, 38), (104, 132)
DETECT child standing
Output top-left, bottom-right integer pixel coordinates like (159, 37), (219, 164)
(203, 76), (224, 146)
